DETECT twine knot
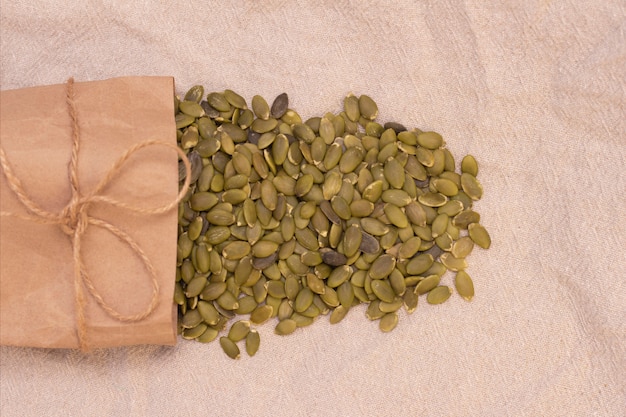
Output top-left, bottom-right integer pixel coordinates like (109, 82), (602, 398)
(0, 78), (191, 351)
(59, 198), (90, 237)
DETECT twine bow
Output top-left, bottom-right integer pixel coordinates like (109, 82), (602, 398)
(0, 78), (191, 351)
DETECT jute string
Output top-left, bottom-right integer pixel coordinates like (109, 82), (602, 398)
(0, 78), (191, 351)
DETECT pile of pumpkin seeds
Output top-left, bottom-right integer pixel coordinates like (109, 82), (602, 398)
(174, 85), (491, 359)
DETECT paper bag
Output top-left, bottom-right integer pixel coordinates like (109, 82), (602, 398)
(0, 77), (182, 349)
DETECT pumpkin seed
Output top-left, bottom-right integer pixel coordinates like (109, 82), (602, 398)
(329, 305), (350, 324)
(220, 336), (241, 359)
(440, 253), (468, 271)
(379, 312), (399, 332)
(275, 319), (297, 335)
(228, 320), (251, 342)
(344, 94), (360, 122)
(369, 254), (396, 279)
(358, 95), (378, 120)
(207, 92), (231, 112)
(402, 290), (418, 313)
(461, 173), (483, 200)
(175, 85), (490, 355)
(417, 131), (443, 149)
(461, 155), (479, 176)
(468, 223), (491, 249)
(426, 286), (452, 305)
(245, 330), (261, 356)
(371, 279), (395, 303)
(337, 281), (355, 309)
(251, 95), (270, 120)
(270, 93), (288, 118)
(451, 236), (474, 258)
(250, 305), (274, 324)
(418, 192), (448, 207)
(455, 270), (475, 301)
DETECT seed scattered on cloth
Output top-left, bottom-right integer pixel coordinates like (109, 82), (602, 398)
(174, 87), (491, 358)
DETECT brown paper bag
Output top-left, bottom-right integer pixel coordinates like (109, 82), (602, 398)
(0, 76), (184, 350)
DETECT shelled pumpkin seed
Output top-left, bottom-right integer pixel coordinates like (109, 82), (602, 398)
(175, 86), (491, 359)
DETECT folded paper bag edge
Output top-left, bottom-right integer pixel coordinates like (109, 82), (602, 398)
(0, 76), (190, 350)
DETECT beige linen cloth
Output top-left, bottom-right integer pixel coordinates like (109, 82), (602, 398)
(1, 1), (624, 416)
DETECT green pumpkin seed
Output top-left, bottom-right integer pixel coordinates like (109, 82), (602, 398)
(417, 131), (443, 149)
(426, 286), (452, 305)
(455, 270), (474, 301)
(358, 95), (378, 120)
(360, 217), (389, 236)
(228, 320), (251, 342)
(330, 196), (351, 220)
(379, 295), (404, 313)
(461, 173), (483, 200)
(379, 312), (399, 332)
(181, 309), (203, 329)
(344, 94), (360, 122)
(366, 300), (385, 320)
(179, 101), (205, 118)
(327, 265), (352, 287)
(339, 146), (364, 174)
(371, 279), (395, 303)
(468, 223), (491, 249)
(398, 236), (422, 259)
(451, 236), (475, 258)
(216, 290), (240, 310)
(418, 192), (448, 207)
(196, 326), (219, 343)
(250, 305), (274, 324)
(342, 224), (362, 258)
(222, 241), (251, 260)
(369, 254), (396, 279)
(275, 319), (297, 335)
(329, 305), (350, 324)
(251, 117), (278, 133)
(175, 113), (195, 130)
(397, 131), (417, 146)
(292, 123), (316, 143)
(185, 275), (208, 298)
(383, 203), (409, 228)
(250, 95), (270, 120)
(432, 178), (459, 197)
(260, 180), (278, 211)
(349, 199), (374, 217)
(190, 192), (218, 212)
(384, 158), (405, 189)
(207, 92), (231, 112)
(220, 336), (241, 359)
(437, 200), (464, 217)
(234, 296), (258, 315)
(182, 323), (208, 340)
(452, 210), (481, 229)
(176, 85), (491, 350)
(245, 330), (261, 356)
(431, 213), (449, 238)
(440, 253), (467, 271)
(406, 253), (434, 275)
(381, 190), (412, 207)
(402, 289), (418, 313)
(206, 209), (236, 226)
(184, 85), (204, 103)
(337, 281), (355, 309)
(461, 155), (479, 176)
(323, 143), (343, 170)
(251, 240), (280, 258)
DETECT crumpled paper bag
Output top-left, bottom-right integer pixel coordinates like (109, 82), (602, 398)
(0, 76), (183, 349)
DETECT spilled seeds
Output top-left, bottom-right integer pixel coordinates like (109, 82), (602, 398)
(175, 86), (491, 358)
